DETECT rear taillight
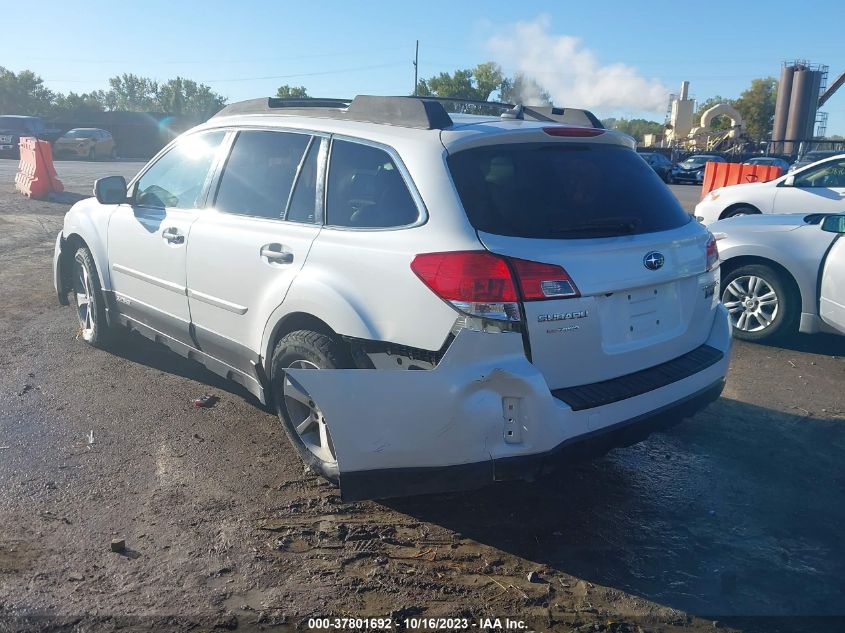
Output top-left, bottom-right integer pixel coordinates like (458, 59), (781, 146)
(542, 126), (605, 138)
(705, 233), (719, 271)
(510, 258), (580, 299)
(411, 251), (579, 322)
(411, 251), (520, 321)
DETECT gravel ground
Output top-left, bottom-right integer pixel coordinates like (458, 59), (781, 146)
(0, 159), (844, 632)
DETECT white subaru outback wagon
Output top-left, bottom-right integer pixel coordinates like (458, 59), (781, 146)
(53, 96), (731, 500)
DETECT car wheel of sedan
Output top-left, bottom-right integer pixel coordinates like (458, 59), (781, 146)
(271, 330), (352, 484)
(721, 264), (798, 341)
(72, 246), (112, 347)
(722, 205), (759, 219)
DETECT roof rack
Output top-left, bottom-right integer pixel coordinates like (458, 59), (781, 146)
(212, 95), (603, 130)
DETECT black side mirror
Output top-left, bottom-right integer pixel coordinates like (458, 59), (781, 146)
(94, 175), (127, 204)
(821, 214), (845, 234)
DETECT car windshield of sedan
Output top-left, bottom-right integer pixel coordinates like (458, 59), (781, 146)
(62, 129), (95, 138)
(680, 156), (710, 168)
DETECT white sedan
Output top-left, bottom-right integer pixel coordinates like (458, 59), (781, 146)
(695, 153), (845, 225)
(711, 213), (845, 341)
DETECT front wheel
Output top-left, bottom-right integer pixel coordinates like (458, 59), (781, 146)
(721, 264), (798, 341)
(722, 205), (759, 219)
(270, 330), (352, 484)
(72, 246), (113, 347)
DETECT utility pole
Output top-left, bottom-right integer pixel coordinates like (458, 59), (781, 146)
(413, 40), (419, 96)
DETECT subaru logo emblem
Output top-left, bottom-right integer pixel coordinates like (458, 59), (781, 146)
(643, 251), (665, 271)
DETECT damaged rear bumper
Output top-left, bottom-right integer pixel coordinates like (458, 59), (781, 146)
(287, 306), (731, 501)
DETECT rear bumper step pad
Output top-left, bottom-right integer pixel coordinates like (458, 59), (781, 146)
(552, 344), (724, 412)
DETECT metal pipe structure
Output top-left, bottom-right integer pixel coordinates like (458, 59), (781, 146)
(785, 68), (813, 155)
(772, 64), (795, 153)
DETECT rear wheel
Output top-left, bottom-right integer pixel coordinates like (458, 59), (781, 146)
(270, 330), (351, 483)
(721, 264), (798, 341)
(72, 246), (112, 347)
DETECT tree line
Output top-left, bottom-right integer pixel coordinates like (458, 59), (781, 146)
(2, 64), (782, 143)
(0, 67), (228, 120)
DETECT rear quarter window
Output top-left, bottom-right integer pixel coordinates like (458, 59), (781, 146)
(326, 140), (419, 228)
(448, 143), (690, 239)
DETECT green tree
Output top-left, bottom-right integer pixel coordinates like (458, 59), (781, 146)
(105, 74), (159, 111)
(52, 90), (107, 116)
(416, 62), (505, 112)
(734, 77), (777, 142)
(0, 67), (54, 115)
(275, 85), (309, 99)
(157, 77), (226, 118)
(694, 79), (778, 141)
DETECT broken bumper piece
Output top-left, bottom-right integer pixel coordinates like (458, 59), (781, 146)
(287, 306), (731, 501)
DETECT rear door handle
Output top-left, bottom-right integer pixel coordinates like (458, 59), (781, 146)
(162, 227), (184, 244)
(260, 244), (294, 264)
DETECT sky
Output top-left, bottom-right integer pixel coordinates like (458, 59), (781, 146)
(3, 0), (844, 135)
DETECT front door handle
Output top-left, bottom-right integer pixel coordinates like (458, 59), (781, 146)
(260, 244), (294, 264)
(162, 227), (184, 244)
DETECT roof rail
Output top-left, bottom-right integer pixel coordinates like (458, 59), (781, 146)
(213, 95), (453, 130)
(395, 97), (604, 129)
(212, 95), (603, 130)
(522, 106), (605, 129)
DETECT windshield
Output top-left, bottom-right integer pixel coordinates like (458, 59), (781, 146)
(448, 142), (690, 239)
(0, 117), (29, 132)
(681, 156), (710, 166)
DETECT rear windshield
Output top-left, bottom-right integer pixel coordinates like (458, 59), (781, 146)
(448, 142), (690, 239)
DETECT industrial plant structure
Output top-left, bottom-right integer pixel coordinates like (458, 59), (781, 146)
(771, 61), (828, 154)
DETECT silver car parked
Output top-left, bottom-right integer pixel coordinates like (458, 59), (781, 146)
(710, 213), (845, 341)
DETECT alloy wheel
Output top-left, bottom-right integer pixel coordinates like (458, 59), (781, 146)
(722, 275), (779, 332)
(283, 359), (337, 465)
(75, 257), (95, 340)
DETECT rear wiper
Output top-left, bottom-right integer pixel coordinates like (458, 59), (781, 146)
(549, 218), (641, 235)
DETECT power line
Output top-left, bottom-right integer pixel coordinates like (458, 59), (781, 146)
(29, 46), (408, 65)
(199, 62), (408, 83)
(46, 61), (409, 85)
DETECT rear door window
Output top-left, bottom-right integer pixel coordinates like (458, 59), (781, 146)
(214, 130), (311, 219)
(448, 142), (690, 239)
(326, 140), (419, 228)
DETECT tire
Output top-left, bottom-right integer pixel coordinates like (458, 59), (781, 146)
(721, 205), (759, 219)
(71, 246), (113, 348)
(721, 264), (799, 342)
(270, 330), (352, 484)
